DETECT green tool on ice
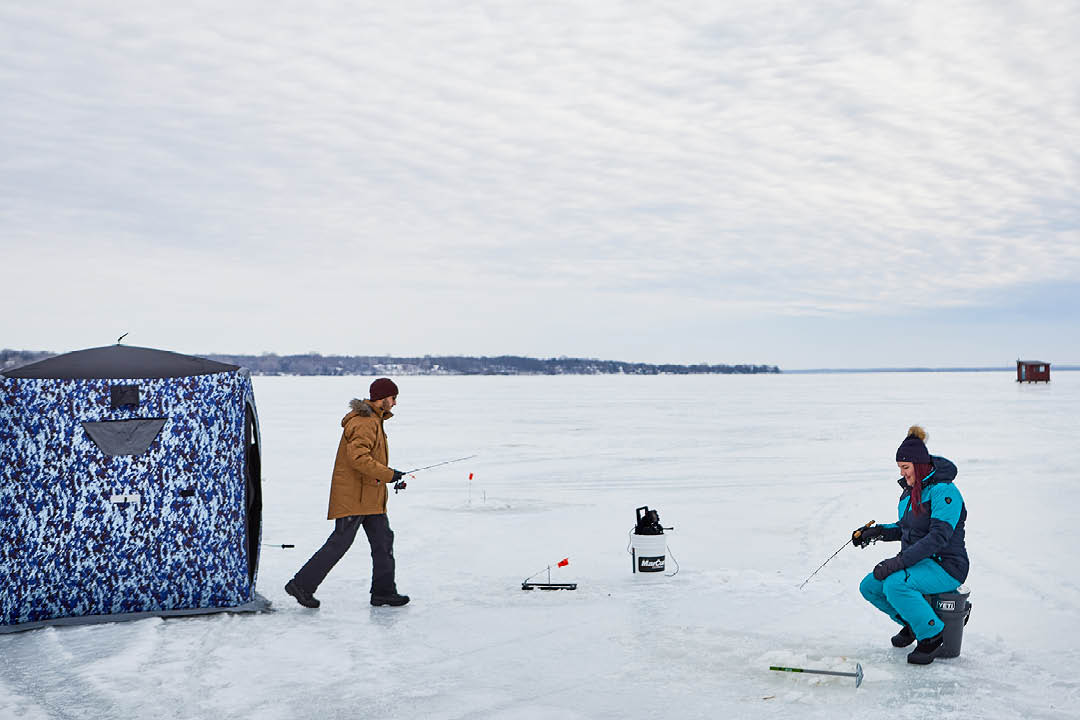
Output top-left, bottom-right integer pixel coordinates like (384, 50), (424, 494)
(770, 663), (863, 688)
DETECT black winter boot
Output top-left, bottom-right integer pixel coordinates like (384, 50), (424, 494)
(906, 631), (944, 665)
(371, 593), (410, 607)
(285, 579), (320, 609)
(891, 624), (916, 648)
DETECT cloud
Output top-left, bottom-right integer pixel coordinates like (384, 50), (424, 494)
(1, 1), (1078, 360)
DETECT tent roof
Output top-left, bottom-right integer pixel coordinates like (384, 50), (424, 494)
(1, 345), (240, 380)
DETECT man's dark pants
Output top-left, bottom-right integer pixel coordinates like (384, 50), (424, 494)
(292, 514), (396, 596)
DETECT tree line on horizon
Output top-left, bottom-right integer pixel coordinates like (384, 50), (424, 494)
(0, 349), (780, 376)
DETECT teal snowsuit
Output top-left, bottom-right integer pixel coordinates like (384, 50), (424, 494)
(859, 456), (968, 640)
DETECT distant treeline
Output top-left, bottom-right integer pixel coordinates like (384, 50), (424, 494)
(0, 349), (780, 376)
(208, 354), (781, 376)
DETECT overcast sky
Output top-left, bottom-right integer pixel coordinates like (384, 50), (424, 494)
(1, 1), (1077, 368)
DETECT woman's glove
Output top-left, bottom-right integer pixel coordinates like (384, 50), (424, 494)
(851, 524), (884, 548)
(872, 556), (905, 580)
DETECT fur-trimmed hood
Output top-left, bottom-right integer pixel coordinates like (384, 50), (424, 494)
(343, 398), (392, 426)
(349, 398), (374, 416)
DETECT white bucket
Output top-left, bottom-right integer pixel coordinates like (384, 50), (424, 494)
(630, 534), (667, 574)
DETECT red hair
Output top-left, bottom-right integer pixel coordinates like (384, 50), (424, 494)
(909, 462), (934, 515)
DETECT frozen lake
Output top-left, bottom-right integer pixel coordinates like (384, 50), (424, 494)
(2, 371), (1078, 718)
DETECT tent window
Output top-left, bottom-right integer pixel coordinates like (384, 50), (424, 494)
(82, 418), (167, 456)
(110, 385), (140, 409)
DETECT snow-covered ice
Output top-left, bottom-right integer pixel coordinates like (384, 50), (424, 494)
(2, 372), (1078, 719)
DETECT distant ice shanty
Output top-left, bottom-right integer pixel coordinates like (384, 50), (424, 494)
(1016, 359), (1051, 383)
(0, 345), (266, 633)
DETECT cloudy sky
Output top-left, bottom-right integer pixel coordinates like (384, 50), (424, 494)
(2, 1), (1077, 368)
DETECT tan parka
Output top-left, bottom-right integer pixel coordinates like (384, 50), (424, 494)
(327, 399), (396, 519)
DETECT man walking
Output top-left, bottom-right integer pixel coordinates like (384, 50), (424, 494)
(285, 377), (410, 608)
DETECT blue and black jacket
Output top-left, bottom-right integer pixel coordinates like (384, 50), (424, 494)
(878, 455), (969, 583)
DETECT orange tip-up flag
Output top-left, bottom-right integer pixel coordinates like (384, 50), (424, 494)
(557, 558), (569, 567)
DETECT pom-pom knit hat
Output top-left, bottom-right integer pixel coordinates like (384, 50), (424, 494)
(896, 425), (931, 464)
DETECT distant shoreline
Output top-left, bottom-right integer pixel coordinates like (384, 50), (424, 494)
(0, 349), (779, 376)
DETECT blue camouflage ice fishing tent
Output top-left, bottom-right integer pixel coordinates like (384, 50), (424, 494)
(0, 345), (267, 632)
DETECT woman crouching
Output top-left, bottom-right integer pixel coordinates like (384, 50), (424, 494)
(854, 426), (969, 665)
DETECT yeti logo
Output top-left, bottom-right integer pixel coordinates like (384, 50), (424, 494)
(938, 600), (956, 611)
(638, 556), (665, 572)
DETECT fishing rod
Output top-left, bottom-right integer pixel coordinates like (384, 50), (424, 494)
(395, 454), (478, 493)
(799, 520), (874, 590)
(400, 454), (477, 475)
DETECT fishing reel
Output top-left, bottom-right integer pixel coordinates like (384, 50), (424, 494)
(393, 480), (407, 494)
(852, 521), (882, 548)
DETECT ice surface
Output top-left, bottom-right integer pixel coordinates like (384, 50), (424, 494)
(3, 372), (1079, 718)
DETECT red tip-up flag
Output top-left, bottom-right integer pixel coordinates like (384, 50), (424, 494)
(468, 473), (474, 480)
(557, 558), (569, 567)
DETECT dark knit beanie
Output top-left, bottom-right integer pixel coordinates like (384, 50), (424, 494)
(369, 378), (399, 402)
(895, 425), (931, 464)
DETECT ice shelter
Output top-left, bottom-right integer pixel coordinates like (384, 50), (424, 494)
(0, 345), (266, 632)
(1016, 359), (1050, 383)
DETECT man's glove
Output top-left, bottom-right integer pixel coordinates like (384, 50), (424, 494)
(852, 524), (884, 548)
(872, 556), (905, 581)
(391, 469), (404, 482)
